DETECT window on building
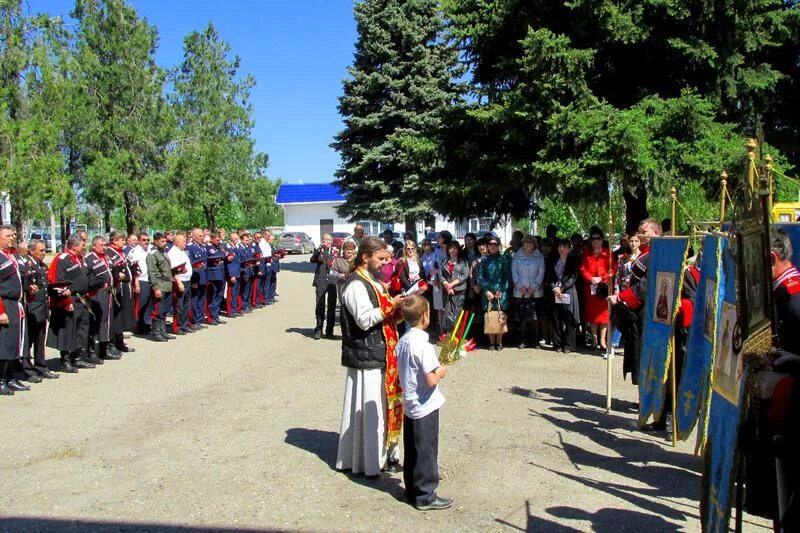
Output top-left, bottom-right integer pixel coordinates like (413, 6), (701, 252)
(455, 218), (494, 238)
(455, 220), (469, 238)
(355, 220), (382, 236)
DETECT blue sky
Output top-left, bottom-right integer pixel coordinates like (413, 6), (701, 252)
(27, 0), (358, 185)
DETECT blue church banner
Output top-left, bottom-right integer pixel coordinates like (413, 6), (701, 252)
(700, 237), (744, 533)
(638, 236), (691, 425)
(677, 235), (726, 445)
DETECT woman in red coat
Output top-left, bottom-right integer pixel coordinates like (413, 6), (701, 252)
(580, 230), (612, 350)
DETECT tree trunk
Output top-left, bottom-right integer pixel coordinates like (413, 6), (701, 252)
(10, 208), (23, 236)
(103, 209), (111, 233)
(404, 214), (417, 240)
(60, 209), (69, 242)
(623, 181), (649, 236)
(124, 190), (139, 235)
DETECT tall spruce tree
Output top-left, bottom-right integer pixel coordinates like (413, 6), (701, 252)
(332, 0), (462, 228)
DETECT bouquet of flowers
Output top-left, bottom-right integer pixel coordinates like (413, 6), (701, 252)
(438, 310), (477, 365)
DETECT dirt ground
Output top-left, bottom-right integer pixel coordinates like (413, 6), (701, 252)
(0, 255), (771, 532)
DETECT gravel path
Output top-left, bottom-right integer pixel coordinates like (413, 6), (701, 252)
(0, 255), (770, 532)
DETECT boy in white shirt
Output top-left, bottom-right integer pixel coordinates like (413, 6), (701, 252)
(397, 295), (452, 511)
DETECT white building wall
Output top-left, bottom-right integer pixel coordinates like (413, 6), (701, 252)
(281, 202), (517, 247)
(430, 215), (514, 246)
(281, 203), (352, 247)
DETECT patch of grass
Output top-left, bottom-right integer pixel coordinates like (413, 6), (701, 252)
(45, 447), (81, 461)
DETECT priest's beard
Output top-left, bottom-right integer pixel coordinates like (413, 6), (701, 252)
(368, 263), (387, 282)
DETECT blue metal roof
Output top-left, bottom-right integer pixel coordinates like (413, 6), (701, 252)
(276, 183), (345, 204)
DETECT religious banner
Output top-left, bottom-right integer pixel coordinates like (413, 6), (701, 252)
(677, 235), (726, 445)
(638, 236), (691, 426)
(700, 236), (748, 533)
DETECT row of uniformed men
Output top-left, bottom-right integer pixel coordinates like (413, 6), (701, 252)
(124, 227), (283, 342)
(0, 225), (282, 395)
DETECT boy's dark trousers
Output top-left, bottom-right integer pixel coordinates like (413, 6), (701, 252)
(403, 410), (439, 506)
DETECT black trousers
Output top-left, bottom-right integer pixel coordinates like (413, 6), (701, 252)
(616, 304), (642, 384)
(403, 410), (440, 506)
(24, 316), (48, 374)
(73, 300), (91, 356)
(315, 284), (337, 334)
(174, 287), (191, 331)
(552, 305), (577, 350)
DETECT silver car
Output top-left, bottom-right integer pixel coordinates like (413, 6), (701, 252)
(279, 232), (315, 254)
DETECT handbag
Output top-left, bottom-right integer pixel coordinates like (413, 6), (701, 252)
(595, 282), (609, 300)
(484, 299), (508, 334)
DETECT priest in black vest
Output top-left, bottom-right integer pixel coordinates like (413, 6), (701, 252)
(335, 236), (406, 477)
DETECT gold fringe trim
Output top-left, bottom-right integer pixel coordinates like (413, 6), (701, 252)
(694, 237), (724, 453)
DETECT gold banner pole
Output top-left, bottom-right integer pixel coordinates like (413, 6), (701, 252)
(670, 187), (678, 447)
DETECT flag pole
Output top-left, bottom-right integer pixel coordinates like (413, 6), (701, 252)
(670, 186), (679, 447)
(719, 171), (728, 228)
(606, 190), (614, 412)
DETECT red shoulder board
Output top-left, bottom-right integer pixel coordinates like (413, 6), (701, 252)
(784, 278), (800, 295)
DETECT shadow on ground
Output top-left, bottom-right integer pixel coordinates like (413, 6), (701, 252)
(0, 518), (281, 533)
(284, 427), (406, 501)
(276, 260), (315, 273)
(506, 386), (702, 528)
(284, 327), (317, 339)
(495, 500), (680, 532)
(285, 428), (338, 468)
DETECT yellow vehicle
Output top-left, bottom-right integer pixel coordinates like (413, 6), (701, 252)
(772, 202), (800, 222)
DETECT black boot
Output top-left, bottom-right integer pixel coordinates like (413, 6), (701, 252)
(85, 340), (104, 365)
(8, 379), (30, 391)
(24, 372), (43, 383)
(115, 333), (135, 353)
(149, 320), (168, 342)
(0, 363), (13, 394)
(72, 351), (96, 369)
(86, 348), (104, 365)
(60, 353), (78, 373)
(104, 343), (122, 360)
